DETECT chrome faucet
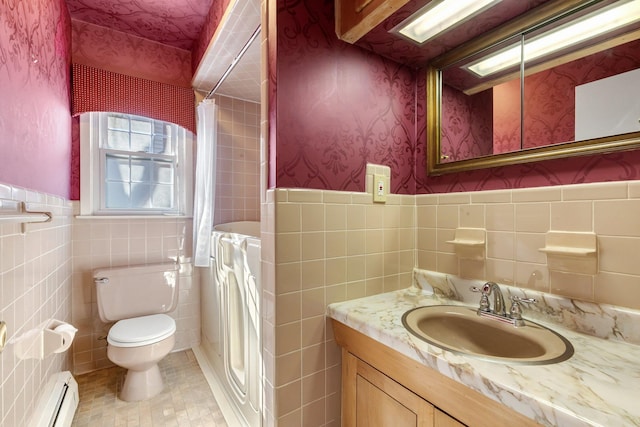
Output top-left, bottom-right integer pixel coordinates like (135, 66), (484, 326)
(471, 282), (537, 327)
(486, 282), (506, 316)
(471, 282), (505, 315)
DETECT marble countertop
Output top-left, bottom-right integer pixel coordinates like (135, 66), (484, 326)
(327, 282), (640, 426)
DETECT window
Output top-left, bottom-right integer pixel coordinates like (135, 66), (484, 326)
(80, 112), (193, 216)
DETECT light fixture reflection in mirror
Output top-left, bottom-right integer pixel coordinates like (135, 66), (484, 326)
(427, 0), (640, 176)
(466, 0), (640, 77)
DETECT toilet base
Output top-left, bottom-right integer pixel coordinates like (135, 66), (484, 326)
(107, 334), (175, 402)
(120, 364), (164, 402)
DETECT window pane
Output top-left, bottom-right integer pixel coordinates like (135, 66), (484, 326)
(95, 112), (185, 214)
(151, 135), (170, 154)
(151, 184), (173, 208)
(154, 161), (174, 184)
(105, 182), (131, 209)
(108, 115), (130, 131)
(131, 133), (152, 152)
(106, 130), (130, 150)
(130, 117), (152, 134)
(130, 158), (152, 183)
(105, 155), (131, 181)
(130, 183), (152, 208)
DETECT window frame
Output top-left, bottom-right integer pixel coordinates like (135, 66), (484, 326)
(80, 112), (193, 217)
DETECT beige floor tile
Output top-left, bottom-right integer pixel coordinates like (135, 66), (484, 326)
(72, 350), (228, 427)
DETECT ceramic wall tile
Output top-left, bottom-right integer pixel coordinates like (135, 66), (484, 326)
(563, 181), (628, 201)
(595, 199), (640, 237)
(0, 184), (72, 427)
(551, 201), (593, 232)
(515, 203), (550, 232)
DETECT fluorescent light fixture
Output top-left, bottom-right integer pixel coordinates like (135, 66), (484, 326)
(466, 0), (640, 77)
(394, 0), (502, 44)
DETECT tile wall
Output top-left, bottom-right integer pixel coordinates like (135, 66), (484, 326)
(262, 179), (640, 427)
(70, 206), (199, 374)
(214, 95), (261, 225)
(262, 186), (416, 427)
(416, 180), (640, 310)
(0, 183), (73, 427)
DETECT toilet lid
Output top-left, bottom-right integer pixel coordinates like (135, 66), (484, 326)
(108, 314), (176, 347)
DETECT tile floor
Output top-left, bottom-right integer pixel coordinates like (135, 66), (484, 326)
(71, 350), (228, 427)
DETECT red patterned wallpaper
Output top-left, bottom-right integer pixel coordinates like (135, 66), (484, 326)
(65, 0), (213, 51)
(441, 85), (493, 162)
(71, 20), (192, 87)
(418, 150), (640, 194)
(0, 0), (72, 198)
(274, 0), (420, 194)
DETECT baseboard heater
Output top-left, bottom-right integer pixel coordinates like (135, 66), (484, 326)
(30, 371), (79, 427)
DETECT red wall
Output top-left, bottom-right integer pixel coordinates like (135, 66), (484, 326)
(71, 20), (192, 88)
(441, 85), (493, 161)
(492, 79), (521, 154)
(273, 0), (422, 194)
(273, 0), (640, 195)
(0, 0), (72, 198)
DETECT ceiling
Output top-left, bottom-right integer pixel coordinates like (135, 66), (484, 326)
(65, 0), (262, 103)
(355, 0), (553, 68)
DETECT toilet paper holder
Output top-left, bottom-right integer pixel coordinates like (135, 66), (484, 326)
(11, 319), (77, 360)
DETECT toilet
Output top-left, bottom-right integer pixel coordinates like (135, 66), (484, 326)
(93, 262), (179, 402)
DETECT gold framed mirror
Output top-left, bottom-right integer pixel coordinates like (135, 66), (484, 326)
(427, 0), (640, 175)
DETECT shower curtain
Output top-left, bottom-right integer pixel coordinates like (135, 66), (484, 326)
(193, 99), (217, 267)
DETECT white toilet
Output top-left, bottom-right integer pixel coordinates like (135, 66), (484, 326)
(93, 262), (179, 402)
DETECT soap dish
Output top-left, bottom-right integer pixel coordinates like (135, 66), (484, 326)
(539, 231), (597, 274)
(447, 228), (486, 260)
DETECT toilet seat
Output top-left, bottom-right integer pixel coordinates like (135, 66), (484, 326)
(108, 314), (176, 347)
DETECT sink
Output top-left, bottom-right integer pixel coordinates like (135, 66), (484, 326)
(402, 305), (573, 364)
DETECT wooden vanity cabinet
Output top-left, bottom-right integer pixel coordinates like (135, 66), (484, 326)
(332, 319), (541, 427)
(344, 350), (464, 426)
(335, 0), (410, 43)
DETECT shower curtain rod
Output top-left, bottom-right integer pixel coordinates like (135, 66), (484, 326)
(206, 26), (262, 100)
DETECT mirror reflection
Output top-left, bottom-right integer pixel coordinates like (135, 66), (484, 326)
(430, 0), (640, 172)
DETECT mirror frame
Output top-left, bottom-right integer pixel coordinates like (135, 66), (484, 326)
(427, 0), (640, 175)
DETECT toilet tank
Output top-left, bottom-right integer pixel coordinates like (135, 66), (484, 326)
(93, 262), (179, 322)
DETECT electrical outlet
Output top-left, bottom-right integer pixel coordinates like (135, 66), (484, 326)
(373, 174), (386, 203)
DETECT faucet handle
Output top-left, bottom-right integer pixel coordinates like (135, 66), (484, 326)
(470, 284), (491, 294)
(470, 286), (491, 312)
(509, 296), (537, 320)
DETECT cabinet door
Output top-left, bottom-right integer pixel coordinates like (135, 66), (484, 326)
(435, 409), (465, 427)
(343, 351), (434, 427)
